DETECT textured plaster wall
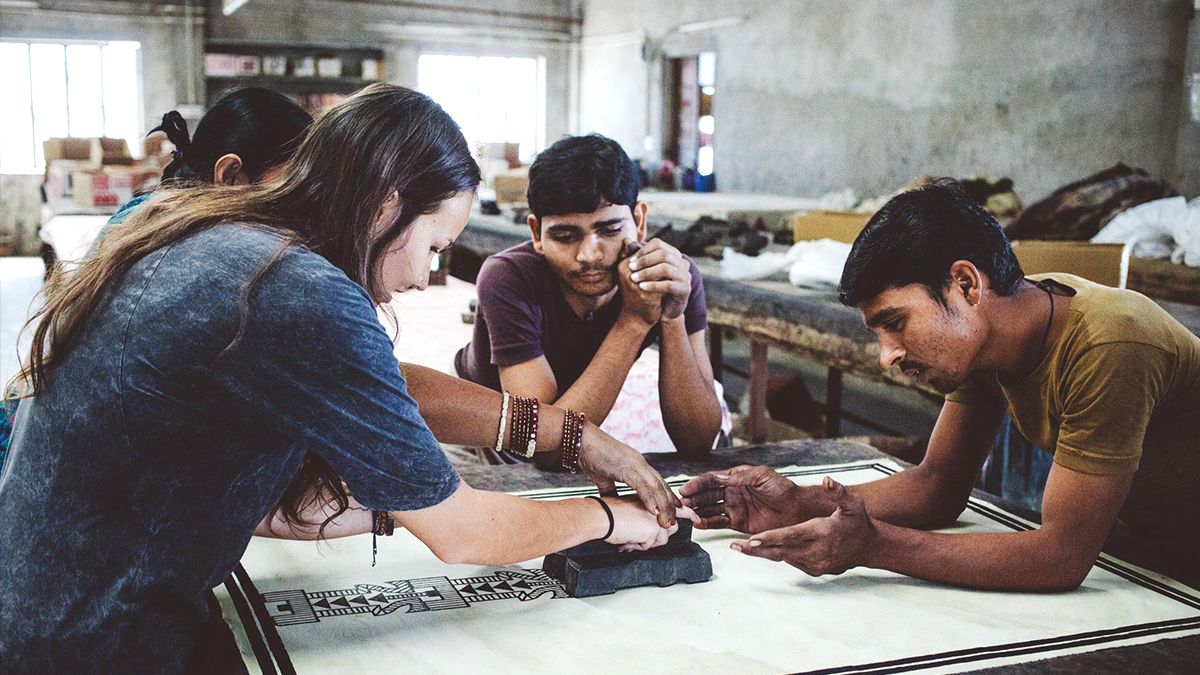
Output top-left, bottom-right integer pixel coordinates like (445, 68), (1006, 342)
(1173, 3), (1200, 195)
(579, 0), (1194, 201)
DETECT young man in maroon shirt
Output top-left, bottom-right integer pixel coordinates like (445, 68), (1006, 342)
(456, 134), (722, 458)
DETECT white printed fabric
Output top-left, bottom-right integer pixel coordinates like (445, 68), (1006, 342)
(216, 460), (1200, 674)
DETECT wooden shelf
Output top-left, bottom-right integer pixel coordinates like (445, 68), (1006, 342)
(203, 42), (385, 112)
(206, 75), (376, 86)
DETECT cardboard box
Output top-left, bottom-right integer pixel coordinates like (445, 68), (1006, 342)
(72, 169), (135, 208)
(204, 53), (239, 77)
(44, 137), (134, 200)
(44, 136), (131, 171)
(492, 167), (530, 205)
(235, 55), (261, 77)
(89, 137), (132, 166)
(69, 166), (158, 208)
(1010, 241), (1130, 289)
(44, 137), (94, 164)
(790, 210), (871, 243)
(46, 160), (97, 200)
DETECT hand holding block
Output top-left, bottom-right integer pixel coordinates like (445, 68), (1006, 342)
(542, 520), (713, 597)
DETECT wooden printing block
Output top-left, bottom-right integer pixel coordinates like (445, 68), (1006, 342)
(542, 520), (713, 597)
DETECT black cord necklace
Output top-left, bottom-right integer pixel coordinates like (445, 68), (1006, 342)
(1036, 280), (1055, 358)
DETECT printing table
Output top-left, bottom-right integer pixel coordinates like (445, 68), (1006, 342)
(217, 440), (1200, 674)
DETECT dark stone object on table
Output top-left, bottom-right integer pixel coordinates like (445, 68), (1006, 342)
(542, 520), (713, 597)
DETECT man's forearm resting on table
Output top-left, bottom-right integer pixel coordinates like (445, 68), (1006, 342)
(832, 455), (1127, 592)
(847, 463), (975, 529)
(780, 464), (974, 531)
(865, 524), (1098, 592)
(846, 399), (1004, 529)
(657, 319), (721, 456)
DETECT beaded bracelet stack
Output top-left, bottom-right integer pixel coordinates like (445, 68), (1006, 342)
(495, 392), (541, 458)
(372, 510), (395, 537)
(560, 409), (586, 474)
(494, 391), (584, 470)
(508, 396), (540, 459)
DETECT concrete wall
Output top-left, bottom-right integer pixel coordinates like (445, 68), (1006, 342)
(578, 0), (1195, 202)
(1174, 2), (1200, 195)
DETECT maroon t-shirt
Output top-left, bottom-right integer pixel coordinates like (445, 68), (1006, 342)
(454, 241), (708, 392)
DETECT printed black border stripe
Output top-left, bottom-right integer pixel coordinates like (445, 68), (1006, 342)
(796, 617), (1200, 674)
(235, 563), (298, 675)
(222, 573), (277, 675)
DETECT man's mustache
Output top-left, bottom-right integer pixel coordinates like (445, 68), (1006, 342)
(574, 264), (613, 275)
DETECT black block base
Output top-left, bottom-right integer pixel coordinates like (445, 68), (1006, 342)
(542, 521), (713, 597)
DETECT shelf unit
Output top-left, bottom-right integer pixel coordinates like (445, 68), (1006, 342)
(204, 41), (385, 114)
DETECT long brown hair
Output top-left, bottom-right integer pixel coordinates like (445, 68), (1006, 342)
(11, 83), (480, 532)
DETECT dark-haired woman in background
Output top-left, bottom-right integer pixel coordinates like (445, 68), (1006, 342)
(0, 83), (686, 674)
(0, 88), (312, 471)
(108, 86), (314, 225)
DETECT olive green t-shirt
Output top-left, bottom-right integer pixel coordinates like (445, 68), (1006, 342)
(947, 274), (1200, 533)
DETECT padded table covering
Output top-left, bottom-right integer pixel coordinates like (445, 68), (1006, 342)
(216, 459), (1200, 674)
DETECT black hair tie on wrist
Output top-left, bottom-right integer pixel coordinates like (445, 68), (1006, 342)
(585, 495), (615, 541)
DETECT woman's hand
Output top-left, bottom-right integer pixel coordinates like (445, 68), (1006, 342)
(601, 495), (698, 552)
(580, 425), (681, 528)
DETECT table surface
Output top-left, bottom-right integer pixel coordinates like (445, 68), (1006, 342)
(452, 440), (1200, 674)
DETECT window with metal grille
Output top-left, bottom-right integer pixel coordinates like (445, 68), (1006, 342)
(417, 53), (544, 163)
(0, 39), (142, 174)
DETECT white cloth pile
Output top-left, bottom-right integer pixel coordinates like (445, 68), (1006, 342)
(720, 238), (852, 289)
(1092, 196), (1200, 267)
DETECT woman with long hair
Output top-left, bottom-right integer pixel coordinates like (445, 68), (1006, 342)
(0, 83), (685, 674)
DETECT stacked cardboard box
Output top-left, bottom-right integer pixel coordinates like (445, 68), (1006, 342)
(42, 137), (160, 210)
(492, 167), (530, 206)
(790, 210), (872, 244)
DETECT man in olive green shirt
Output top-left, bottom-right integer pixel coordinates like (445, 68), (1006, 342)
(680, 178), (1200, 591)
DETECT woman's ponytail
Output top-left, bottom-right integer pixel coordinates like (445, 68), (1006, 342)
(145, 90), (312, 185)
(148, 111), (197, 181)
